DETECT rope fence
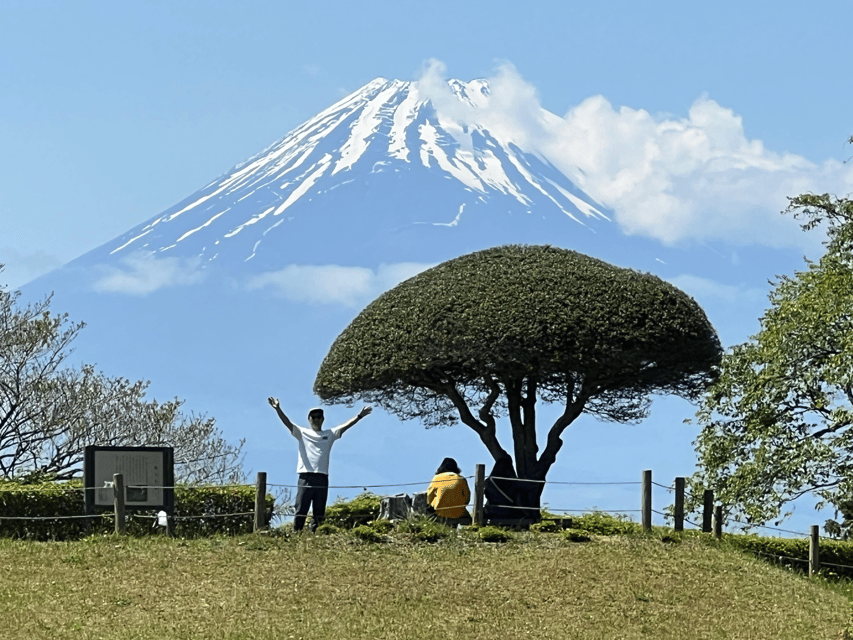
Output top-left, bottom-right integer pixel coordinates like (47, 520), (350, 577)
(4, 466), (853, 578)
(0, 470), (817, 538)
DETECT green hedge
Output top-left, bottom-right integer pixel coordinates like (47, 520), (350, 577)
(726, 534), (853, 577)
(0, 479), (273, 540)
(324, 492), (382, 529)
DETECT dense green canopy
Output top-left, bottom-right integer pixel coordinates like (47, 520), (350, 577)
(691, 193), (853, 531)
(315, 245), (721, 492)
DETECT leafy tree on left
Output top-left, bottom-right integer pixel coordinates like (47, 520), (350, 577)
(0, 266), (245, 483)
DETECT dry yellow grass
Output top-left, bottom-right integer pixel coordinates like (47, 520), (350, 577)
(0, 532), (849, 640)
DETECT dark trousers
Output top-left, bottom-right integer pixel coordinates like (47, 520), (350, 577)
(294, 472), (329, 532)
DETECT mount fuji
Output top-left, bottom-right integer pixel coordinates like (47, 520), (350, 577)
(61, 77), (610, 277)
(22, 77), (720, 514)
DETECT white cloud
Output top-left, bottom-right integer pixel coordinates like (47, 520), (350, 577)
(92, 252), (206, 295)
(418, 61), (853, 250)
(0, 246), (64, 290)
(245, 262), (434, 307)
(416, 59), (548, 153)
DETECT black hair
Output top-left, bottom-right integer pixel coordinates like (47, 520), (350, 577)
(435, 457), (461, 475)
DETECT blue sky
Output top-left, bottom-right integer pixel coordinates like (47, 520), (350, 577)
(2, 1), (853, 532)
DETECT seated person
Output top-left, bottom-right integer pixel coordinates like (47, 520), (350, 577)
(484, 456), (519, 520)
(426, 457), (472, 527)
(484, 457), (540, 523)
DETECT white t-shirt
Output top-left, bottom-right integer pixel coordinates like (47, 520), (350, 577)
(289, 425), (344, 475)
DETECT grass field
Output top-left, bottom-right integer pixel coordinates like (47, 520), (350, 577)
(1, 529), (850, 640)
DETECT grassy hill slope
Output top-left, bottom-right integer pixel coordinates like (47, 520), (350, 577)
(1, 532), (849, 640)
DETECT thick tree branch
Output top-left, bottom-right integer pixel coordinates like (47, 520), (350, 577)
(536, 376), (591, 476)
(478, 374), (502, 430)
(436, 377), (510, 463)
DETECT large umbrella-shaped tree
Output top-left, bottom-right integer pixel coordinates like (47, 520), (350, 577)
(315, 245), (721, 509)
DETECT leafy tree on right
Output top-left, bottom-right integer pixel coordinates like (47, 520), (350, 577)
(690, 191), (853, 532)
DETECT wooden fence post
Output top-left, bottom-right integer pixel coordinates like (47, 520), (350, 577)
(113, 473), (126, 535)
(702, 489), (714, 533)
(714, 505), (723, 538)
(674, 477), (685, 532)
(641, 470), (652, 532)
(254, 472), (267, 532)
(473, 464), (485, 526)
(809, 525), (820, 578)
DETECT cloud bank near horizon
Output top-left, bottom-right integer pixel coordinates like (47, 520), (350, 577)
(416, 59), (853, 251)
(92, 252), (207, 295)
(91, 253), (434, 301)
(245, 262), (434, 307)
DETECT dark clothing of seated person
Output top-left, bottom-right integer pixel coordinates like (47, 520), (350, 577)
(484, 457), (519, 520)
(426, 457), (472, 527)
(484, 457), (540, 522)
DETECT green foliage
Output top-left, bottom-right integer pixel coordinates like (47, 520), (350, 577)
(323, 492), (381, 529)
(368, 519), (394, 533)
(530, 519), (562, 533)
(691, 193), (853, 525)
(725, 534), (853, 579)
(540, 508), (560, 520)
(396, 516), (452, 542)
(314, 523), (340, 535)
(351, 524), (385, 543)
(477, 526), (513, 543)
(315, 245), (720, 503)
(0, 479), (271, 540)
(172, 485), (271, 537)
(316, 245), (720, 424)
(572, 512), (641, 536)
(563, 530), (592, 543)
(0, 478), (93, 540)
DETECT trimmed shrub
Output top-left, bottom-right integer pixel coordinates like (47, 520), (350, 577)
(530, 520), (562, 533)
(563, 530), (592, 543)
(173, 485), (272, 538)
(478, 526), (512, 543)
(369, 519), (394, 534)
(324, 493), (382, 529)
(315, 523), (340, 536)
(0, 479), (272, 540)
(572, 512), (640, 536)
(397, 516), (452, 543)
(726, 534), (853, 578)
(352, 524), (385, 543)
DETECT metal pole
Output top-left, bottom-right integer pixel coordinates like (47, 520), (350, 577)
(642, 470), (652, 532)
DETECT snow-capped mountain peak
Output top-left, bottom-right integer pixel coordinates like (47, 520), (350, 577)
(77, 77), (609, 271)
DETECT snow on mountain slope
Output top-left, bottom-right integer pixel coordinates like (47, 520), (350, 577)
(69, 77), (609, 272)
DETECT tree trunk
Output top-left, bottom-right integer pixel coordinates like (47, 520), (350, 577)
(465, 376), (587, 516)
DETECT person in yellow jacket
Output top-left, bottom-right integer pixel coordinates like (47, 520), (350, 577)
(427, 457), (472, 526)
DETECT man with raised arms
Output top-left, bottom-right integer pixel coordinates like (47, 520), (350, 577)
(268, 398), (372, 532)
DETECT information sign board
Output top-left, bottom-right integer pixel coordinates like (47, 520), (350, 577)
(84, 446), (174, 511)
